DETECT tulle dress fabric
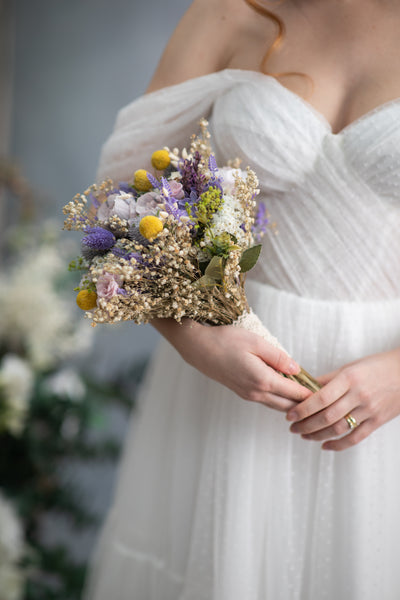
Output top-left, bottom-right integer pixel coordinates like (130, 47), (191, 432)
(84, 69), (400, 599)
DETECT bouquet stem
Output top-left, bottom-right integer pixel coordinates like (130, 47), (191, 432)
(232, 309), (321, 393)
(286, 368), (321, 393)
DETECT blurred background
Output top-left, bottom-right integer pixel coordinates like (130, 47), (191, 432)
(0, 1), (190, 598)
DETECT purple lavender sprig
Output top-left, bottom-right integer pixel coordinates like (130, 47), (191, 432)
(160, 177), (189, 221)
(178, 151), (207, 196)
(146, 172), (162, 191)
(207, 154), (223, 193)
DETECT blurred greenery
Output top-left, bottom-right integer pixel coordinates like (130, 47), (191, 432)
(1, 360), (147, 600)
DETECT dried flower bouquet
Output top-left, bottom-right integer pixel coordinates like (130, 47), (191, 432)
(63, 120), (320, 392)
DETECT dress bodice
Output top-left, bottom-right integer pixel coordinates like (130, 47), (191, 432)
(97, 69), (400, 302)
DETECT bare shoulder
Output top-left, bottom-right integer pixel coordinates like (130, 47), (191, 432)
(145, 0), (259, 93)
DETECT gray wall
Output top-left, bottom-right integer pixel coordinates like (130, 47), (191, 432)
(11, 0), (191, 370)
(12, 0), (191, 210)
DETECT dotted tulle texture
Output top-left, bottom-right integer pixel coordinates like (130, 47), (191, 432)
(85, 69), (400, 599)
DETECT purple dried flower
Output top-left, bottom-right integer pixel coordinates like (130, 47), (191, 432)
(146, 172), (162, 190)
(112, 247), (136, 261)
(252, 202), (270, 241)
(178, 152), (207, 196)
(82, 227), (116, 251)
(87, 191), (100, 210)
(189, 189), (198, 203)
(81, 226), (116, 261)
(158, 177), (187, 220)
(118, 181), (136, 194)
(161, 176), (172, 196)
(163, 196), (187, 221)
(208, 154), (218, 173)
(169, 180), (185, 199)
(105, 186), (121, 197)
(207, 155), (223, 193)
(97, 272), (123, 300)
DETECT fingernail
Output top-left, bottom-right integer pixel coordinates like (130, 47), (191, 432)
(286, 411), (297, 422)
(288, 360), (300, 374)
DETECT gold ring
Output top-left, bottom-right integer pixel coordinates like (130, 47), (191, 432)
(345, 413), (358, 430)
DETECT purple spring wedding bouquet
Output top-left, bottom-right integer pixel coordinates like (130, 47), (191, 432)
(63, 120), (319, 392)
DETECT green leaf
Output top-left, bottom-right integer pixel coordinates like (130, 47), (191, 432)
(194, 275), (218, 288)
(204, 255), (224, 281)
(239, 244), (262, 273)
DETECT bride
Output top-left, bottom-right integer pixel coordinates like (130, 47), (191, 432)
(85, 1), (400, 598)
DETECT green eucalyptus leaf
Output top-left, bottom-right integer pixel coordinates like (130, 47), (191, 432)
(239, 244), (262, 273)
(205, 256), (224, 281)
(195, 275), (218, 288)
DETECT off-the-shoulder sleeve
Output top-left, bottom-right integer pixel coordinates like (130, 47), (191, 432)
(96, 69), (262, 183)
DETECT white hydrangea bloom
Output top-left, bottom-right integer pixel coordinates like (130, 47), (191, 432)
(0, 243), (93, 370)
(204, 194), (247, 247)
(0, 355), (33, 435)
(43, 367), (86, 402)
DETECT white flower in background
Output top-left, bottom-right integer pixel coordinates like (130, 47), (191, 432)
(43, 367), (85, 402)
(204, 194), (247, 246)
(0, 243), (93, 370)
(0, 492), (25, 600)
(0, 355), (33, 436)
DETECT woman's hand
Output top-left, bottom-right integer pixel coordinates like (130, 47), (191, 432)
(286, 348), (400, 451)
(152, 318), (312, 412)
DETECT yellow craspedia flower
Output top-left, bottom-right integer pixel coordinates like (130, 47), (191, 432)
(133, 169), (152, 192)
(76, 290), (98, 310)
(139, 215), (164, 240)
(151, 149), (171, 171)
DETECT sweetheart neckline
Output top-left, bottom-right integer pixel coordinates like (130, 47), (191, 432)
(220, 68), (400, 137)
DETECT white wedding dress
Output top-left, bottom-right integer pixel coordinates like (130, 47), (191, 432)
(84, 69), (400, 600)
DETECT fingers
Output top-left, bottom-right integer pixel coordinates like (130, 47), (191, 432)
(298, 402), (368, 441)
(269, 370), (312, 402)
(321, 420), (376, 451)
(286, 373), (350, 423)
(288, 386), (376, 451)
(243, 358), (311, 412)
(261, 393), (299, 413)
(255, 341), (300, 377)
(290, 392), (356, 435)
(245, 369), (311, 409)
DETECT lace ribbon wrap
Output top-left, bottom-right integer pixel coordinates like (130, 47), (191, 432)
(232, 309), (287, 352)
